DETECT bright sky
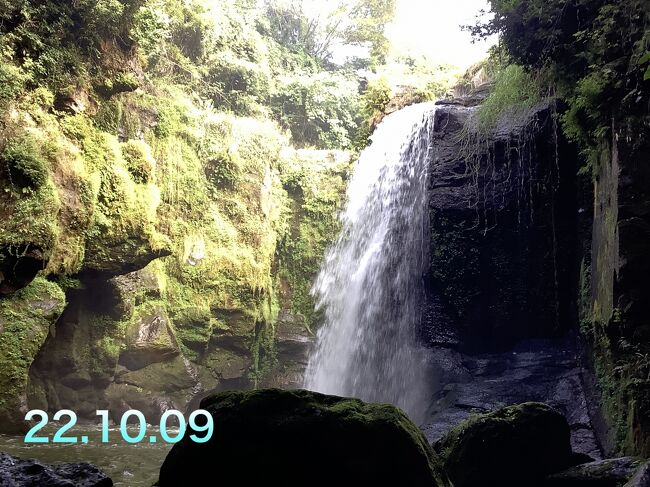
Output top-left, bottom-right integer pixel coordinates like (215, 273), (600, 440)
(387, 0), (497, 68)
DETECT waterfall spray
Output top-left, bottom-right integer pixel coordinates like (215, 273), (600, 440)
(304, 102), (437, 423)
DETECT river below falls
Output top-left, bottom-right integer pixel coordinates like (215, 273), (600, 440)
(0, 425), (171, 486)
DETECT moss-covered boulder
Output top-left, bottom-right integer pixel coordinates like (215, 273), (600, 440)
(435, 402), (577, 487)
(0, 278), (65, 433)
(158, 389), (449, 487)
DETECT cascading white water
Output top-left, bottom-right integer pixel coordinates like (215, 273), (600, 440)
(304, 102), (437, 424)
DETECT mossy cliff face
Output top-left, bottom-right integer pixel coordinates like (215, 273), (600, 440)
(266, 149), (350, 388)
(583, 121), (650, 457)
(435, 403), (575, 487)
(17, 91), (348, 423)
(0, 2), (349, 427)
(0, 278), (65, 432)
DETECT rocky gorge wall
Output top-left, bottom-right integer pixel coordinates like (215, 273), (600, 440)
(0, 45), (349, 430)
(423, 96), (650, 457)
(423, 100), (579, 352)
(585, 118), (650, 456)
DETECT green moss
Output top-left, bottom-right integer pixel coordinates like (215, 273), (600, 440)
(0, 278), (65, 431)
(0, 59), (27, 110)
(436, 403), (572, 487)
(168, 389), (449, 487)
(96, 72), (140, 98)
(122, 139), (156, 183)
(0, 0), (358, 408)
(275, 150), (351, 331)
(1, 135), (50, 191)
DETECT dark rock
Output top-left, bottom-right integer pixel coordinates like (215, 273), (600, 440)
(262, 310), (313, 388)
(588, 119), (650, 456)
(423, 338), (602, 459)
(425, 102), (579, 353)
(94, 73), (140, 99)
(435, 402), (577, 487)
(545, 457), (647, 487)
(0, 244), (46, 295)
(81, 243), (171, 279)
(0, 452), (112, 486)
(53, 86), (95, 115)
(626, 461), (650, 487)
(158, 388), (449, 487)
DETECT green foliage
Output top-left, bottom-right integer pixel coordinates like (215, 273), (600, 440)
(361, 77), (392, 118)
(276, 150), (350, 330)
(639, 51), (650, 81)
(1, 135), (50, 191)
(272, 71), (362, 149)
(0, 0), (358, 397)
(122, 139), (156, 183)
(560, 72), (611, 171)
(472, 0), (650, 167)
(261, 0), (396, 66)
(0, 60), (27, 109)
(477, 64), (541, 132)
(338, 0), (396, 65)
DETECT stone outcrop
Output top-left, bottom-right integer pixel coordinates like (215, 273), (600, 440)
(422, 338), (601, 458)
(420, 98), (613, 463)
(423, 90), (650, 459)
(424, 100), (579, 352)
(585, 120), (650, 456)
(0, 245), (47, 296)
(158, 389), (449, 487)
(28, 268), (201, 424)
(0, 452), (112, 487)
(0, 278), (65, 433)
(435, 402), (579, 487)
(545, 457), (648, 487)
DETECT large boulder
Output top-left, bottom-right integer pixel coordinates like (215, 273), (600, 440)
(0, 452), (111, 487)
(435, 402), (578, 487)
(158, 388), (449, 487)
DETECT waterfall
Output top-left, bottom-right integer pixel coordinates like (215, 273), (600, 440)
(304, 102), (437, 423)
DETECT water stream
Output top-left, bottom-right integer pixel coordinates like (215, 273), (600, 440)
(0, 426), (170, 486)
(304, 102), (437, 423)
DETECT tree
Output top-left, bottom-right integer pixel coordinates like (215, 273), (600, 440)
(262, 0), (396, 67)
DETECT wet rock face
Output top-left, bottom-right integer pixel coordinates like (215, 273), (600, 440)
(422, 338), (602, 460)
(0, 452), (112, 487)
(435, 402), (579, 487)
(545, 457), (648, 487)
(158, 389), (448, 487)
(424, 102), (579, 353)
(588, 123), (650, 456)
(261, 310), (311, 388)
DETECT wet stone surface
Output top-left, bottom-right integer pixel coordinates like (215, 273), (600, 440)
(422, 337), (602, 459)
